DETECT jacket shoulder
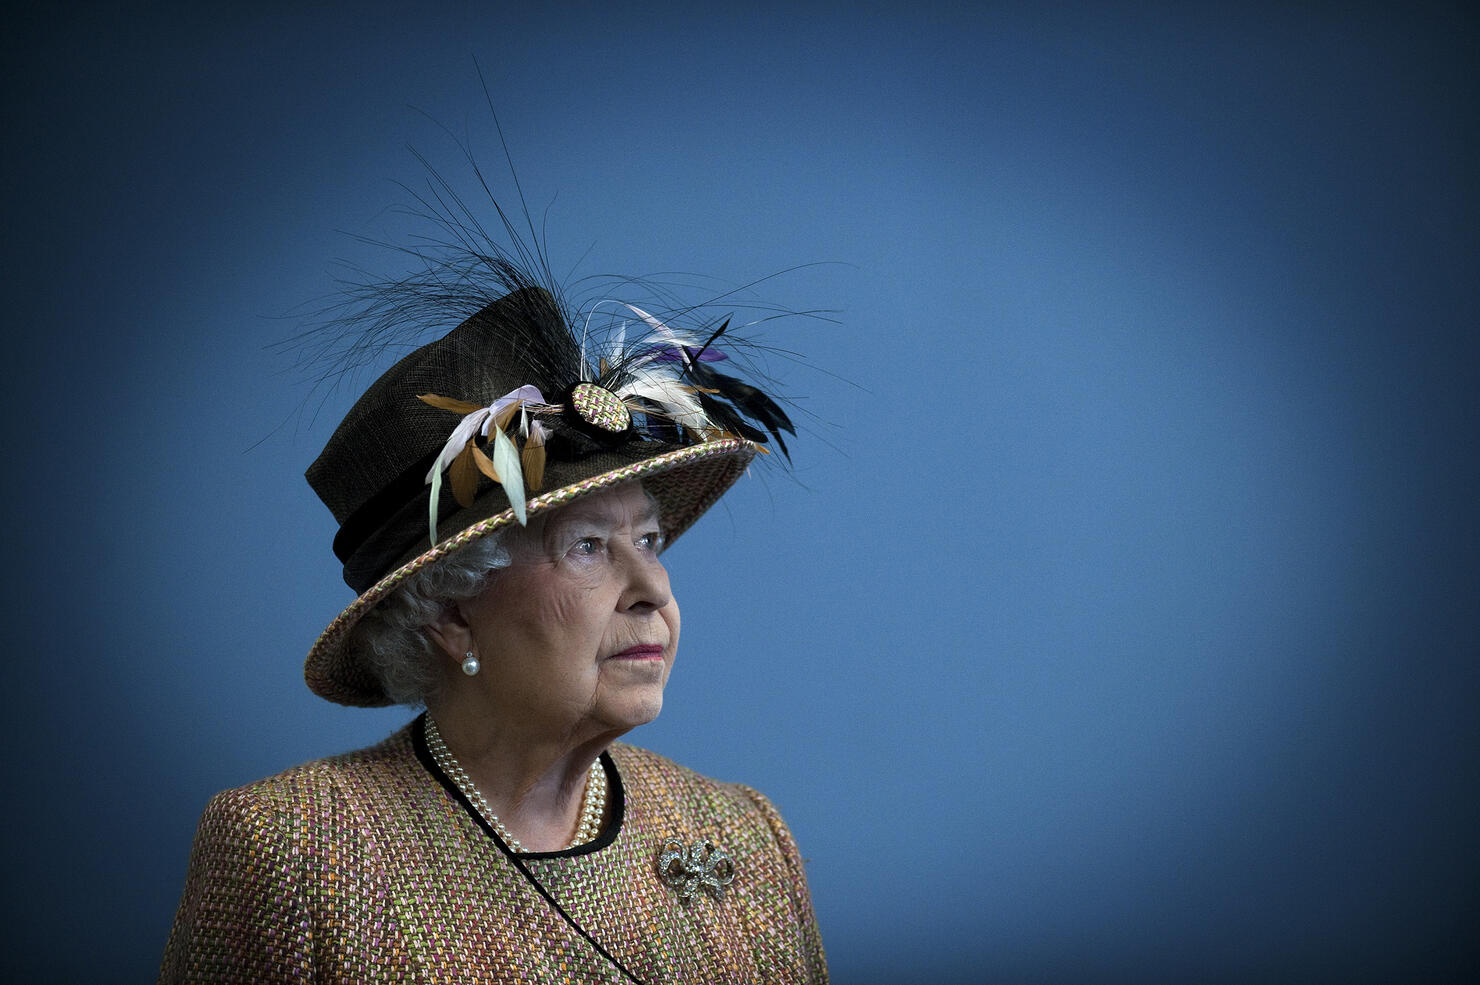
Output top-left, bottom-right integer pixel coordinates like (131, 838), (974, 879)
(212, 723), (418, 814)
(160, 726), (422, 982)
(608, 742), (792, 834)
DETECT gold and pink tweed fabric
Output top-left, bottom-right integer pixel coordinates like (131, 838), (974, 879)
(160, 722), (827, 983)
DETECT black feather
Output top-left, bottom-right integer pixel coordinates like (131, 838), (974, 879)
(682, 359), (794, 460)
(695, 392), (769, 444)
(691, 366), (795, 435)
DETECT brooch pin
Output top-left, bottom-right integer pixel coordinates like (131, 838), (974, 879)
(657, 837), (735, 901)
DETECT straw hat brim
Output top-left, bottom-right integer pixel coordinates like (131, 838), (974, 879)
(304, 437), (757, 706)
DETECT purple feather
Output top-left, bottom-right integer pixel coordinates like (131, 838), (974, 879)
(646, 345), (727, 364)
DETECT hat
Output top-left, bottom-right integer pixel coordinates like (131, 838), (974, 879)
(303, 282), (792, 706)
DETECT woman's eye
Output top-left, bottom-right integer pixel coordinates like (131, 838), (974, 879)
(572, 538), (600, 556)
(637, 531), (664, 551)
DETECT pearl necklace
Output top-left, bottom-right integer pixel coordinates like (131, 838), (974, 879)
(424, 716), (607, 853)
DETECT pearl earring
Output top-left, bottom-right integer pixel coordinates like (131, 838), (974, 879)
(461, 651), (480, 676)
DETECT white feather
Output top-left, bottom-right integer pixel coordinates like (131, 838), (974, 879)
(610, 320), (627, 366)
(621, 364), (712, 434)
(623, 304), (703, 371)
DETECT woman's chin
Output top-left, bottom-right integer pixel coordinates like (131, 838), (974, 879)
(596, 687), (665, 733)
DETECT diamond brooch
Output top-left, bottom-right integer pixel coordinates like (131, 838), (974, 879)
(657, 837), (735, 902)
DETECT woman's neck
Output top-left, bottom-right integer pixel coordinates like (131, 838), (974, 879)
(425, 698), (618, 852)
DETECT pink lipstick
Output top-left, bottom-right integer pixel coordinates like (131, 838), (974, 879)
(610, 644), (665, 660)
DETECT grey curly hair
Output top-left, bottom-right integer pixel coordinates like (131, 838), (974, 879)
(347, 533), (513, 706)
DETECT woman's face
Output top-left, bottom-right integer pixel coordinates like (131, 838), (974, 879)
(457, 483), (679, 739)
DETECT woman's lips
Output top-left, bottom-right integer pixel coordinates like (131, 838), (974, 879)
(610, 644), (665, 660)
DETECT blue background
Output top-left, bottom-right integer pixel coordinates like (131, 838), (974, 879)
(4, 3), (1477, 981)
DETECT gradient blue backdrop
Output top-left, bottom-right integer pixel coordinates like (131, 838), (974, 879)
(5, 3), (1476, 982)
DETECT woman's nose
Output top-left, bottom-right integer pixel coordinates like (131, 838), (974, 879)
(619, 548), (671, 612)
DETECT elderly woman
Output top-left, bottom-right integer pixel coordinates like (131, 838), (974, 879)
(160, 275), (827, 982)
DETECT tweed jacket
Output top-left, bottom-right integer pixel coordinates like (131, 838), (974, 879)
(160, 719), (826, 983)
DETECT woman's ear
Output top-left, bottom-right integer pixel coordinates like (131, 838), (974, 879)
(424, 603), (474, 663)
